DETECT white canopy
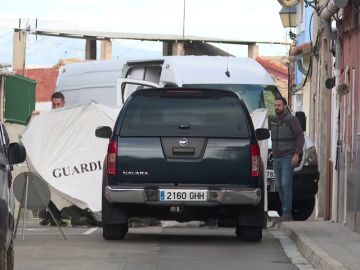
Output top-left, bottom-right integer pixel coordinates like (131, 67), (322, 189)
(20, 102), (120, 212)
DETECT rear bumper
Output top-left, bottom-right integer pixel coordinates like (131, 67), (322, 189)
(104, 186), (262, 206)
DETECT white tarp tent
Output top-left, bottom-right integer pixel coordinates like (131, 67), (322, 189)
(20, 102), (120, 212)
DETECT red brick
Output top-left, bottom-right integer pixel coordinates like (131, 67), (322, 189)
(15, 68), (59, 102)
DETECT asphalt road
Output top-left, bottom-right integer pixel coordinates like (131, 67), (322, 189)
(14, 222), (313, 270)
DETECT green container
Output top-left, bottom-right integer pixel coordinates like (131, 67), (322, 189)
(4, 75), (36, 125)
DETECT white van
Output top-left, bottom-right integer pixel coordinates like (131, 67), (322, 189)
(56, 59), (125, 106)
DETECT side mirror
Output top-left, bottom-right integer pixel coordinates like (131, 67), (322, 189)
(95, 126), (112, 139)
(255, 128), (270, 141)
(295, 111), (306, 132)
(8, 143), (26, 165)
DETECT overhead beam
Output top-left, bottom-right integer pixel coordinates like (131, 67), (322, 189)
(13, 27), (291, 63)
(14, 28), (291, 46)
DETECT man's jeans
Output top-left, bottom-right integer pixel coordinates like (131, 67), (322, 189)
(273, 154), (294, 216)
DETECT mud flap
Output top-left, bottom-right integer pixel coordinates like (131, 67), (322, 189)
(237, 206), (264, 227)
(237, 191), (265, 228)
(102, 195), (127, 225)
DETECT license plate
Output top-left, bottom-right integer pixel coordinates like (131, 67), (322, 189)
(159, 189), (207, 201)
(267, 169), (276, 179)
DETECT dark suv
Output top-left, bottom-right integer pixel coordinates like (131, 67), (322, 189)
(96, 88), (269, 242)
(0, 124), (26, 270)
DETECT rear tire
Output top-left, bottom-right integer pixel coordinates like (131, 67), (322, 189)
(103, 223), (128, 240)
(236, 226), (262, 242)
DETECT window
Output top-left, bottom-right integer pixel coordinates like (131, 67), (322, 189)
(120, 90), (250, 138)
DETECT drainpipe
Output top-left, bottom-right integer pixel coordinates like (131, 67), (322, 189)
(343, 66), (349, 224)
(320, 0), (348, 20)
(320, 0), (349, 42)
(331, 34), (341, 222)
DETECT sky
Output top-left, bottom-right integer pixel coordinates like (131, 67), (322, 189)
(0, 0), (289, 67)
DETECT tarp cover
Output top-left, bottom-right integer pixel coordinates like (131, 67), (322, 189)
(20, 102), (120, 212)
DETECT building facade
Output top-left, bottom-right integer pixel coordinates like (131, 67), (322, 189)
(280, 0), (360, 233)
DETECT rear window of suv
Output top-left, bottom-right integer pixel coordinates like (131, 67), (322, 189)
(119, 89), (250, 138)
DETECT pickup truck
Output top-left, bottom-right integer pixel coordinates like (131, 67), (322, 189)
(96, 88), (270, 242)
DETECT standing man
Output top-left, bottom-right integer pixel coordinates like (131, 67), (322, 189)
(269, 97), (304, 222)
(39, 92), (67, 226)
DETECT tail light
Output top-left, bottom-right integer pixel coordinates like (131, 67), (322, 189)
(107, 140), (117, 175)
(251, 144), (260, 177)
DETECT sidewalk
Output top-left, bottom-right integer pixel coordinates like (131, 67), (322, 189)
(279, 220), (360, 270)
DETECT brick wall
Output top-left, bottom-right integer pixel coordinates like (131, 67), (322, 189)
(16, 68), (59, 102)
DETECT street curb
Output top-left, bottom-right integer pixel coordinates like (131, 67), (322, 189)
(280, 223), (349, 270)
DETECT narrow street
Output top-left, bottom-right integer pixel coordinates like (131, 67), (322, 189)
(14, 222), (312, 270)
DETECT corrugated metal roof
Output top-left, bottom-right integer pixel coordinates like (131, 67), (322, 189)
(14, 28), (291, 45)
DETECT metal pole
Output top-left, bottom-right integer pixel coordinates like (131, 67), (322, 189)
(182, 0), (186, 39)
(0, 77), (4, 122)
(14, 178), (27, 239)
(22, 31), (27, 76)
(31, 180), (67, 240)
(288, 50), (292, 109)
(21, 173), (29, 240)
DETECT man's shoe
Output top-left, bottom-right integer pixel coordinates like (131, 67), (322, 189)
(279, 214), (293, 222)
(39, 218), (51, 225)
